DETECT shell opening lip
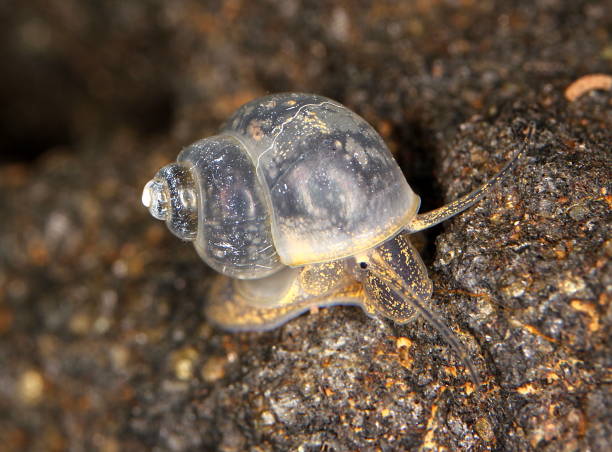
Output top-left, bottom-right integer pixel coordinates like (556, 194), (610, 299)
(281, 194), (421, 268)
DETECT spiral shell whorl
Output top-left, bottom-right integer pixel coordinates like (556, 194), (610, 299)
(142, 163), (198, 241)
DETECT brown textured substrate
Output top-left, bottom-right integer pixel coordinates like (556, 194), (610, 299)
(0, 1), (610, 451)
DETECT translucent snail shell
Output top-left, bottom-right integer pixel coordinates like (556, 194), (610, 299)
(143, 92), (531, 386)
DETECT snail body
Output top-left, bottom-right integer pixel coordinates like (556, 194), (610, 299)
(143, 93), (530, 385)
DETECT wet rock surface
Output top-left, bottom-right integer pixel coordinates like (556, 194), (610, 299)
(0, 1), (610, 450)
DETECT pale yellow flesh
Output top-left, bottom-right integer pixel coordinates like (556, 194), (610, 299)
(406, 123), (534, 233)
(205, 232), (480, 386)
(205, 270), (366, 332)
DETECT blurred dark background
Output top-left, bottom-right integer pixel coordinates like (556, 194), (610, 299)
(3, 0), (608, 165)
(0, 1), (176, 163)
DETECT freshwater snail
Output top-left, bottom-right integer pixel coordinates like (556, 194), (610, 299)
(143, 93), (531, 385)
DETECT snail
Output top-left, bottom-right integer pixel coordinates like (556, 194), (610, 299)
(142, 93), (531, 386)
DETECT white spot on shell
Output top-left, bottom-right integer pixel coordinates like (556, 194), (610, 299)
(346, 137), (368, 166)
(141, 180), (154, 207)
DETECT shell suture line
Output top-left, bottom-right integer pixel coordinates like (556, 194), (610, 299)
(255, 101), (338, 172)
